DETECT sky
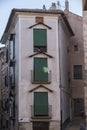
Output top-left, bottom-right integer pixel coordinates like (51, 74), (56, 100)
(0, 0), (82, 46)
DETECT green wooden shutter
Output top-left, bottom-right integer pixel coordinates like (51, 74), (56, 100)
(33, 29), (47, 46)
(34, 58), (48, 82)
(34, 92), (48, 116)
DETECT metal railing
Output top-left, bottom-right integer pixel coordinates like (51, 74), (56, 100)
(31, 70), (51, 84)
(31, 105), (52, 119)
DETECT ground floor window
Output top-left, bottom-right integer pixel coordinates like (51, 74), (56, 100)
(33, 122), (49, 130)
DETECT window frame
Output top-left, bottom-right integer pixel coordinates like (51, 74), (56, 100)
(33, 28), (47, 52)
(34, 92), (48, 116)
(73, 65), (83, 80)
(34, 57), (48, 83)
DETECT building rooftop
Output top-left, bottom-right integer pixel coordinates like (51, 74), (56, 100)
(1, 8), (74, 43)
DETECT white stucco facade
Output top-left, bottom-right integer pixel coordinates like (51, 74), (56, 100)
(17, 13), (61, 129)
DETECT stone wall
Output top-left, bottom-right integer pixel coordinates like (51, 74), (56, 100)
(83, 11), (87, 122)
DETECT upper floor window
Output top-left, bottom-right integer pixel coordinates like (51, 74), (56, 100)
(13, 36), (15, 58)
(10, 34), (15, 59)
(33, 29), (47, 52)
(36, 17), (43, 23)
(6, 48), (8, 63)
(4, 75), (8, 86)
(74, 45), (78, 52)
(34, 58), (48, 82)
(73, 65), (82, 79)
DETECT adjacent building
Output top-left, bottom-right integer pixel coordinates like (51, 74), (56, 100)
(83, 0), (87, 124)
(65, 10), (84, 119)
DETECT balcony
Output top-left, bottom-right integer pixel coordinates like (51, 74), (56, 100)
(31, 70), (51, 84)
(31, 105), (52, 119)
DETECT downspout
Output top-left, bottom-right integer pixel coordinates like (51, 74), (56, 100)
(58, 16), (62, 130)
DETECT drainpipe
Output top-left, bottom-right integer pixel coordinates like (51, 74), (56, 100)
(58, 16), (62, 130)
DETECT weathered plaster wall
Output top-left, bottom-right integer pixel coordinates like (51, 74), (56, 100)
(15, 13), (61, 130)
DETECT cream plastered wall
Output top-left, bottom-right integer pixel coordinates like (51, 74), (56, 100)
(16, 14), (61, 122)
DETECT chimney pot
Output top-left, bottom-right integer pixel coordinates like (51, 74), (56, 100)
(49, 2), (57, 10)
(65, 0), (69, 10)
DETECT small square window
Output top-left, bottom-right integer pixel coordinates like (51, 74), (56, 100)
(74, 45), (78, 51)
(36, 17), (44, 23)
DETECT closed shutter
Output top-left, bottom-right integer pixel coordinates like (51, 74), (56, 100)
(33, 29), (47, 46)
(34, 58), (48, 82)
(34, 92), (48, 116)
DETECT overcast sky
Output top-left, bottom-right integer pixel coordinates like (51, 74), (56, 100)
(0, 0), (82, 45)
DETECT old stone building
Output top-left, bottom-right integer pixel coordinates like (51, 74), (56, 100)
(83, 0), (87, 124)
(65, 10), (84, 119)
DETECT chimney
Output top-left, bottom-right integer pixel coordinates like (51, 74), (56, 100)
(43, 5), (46, 10)
(65, 0), (69, 10)
(57, 1), (61, 10)
(49, 3), (57, 10)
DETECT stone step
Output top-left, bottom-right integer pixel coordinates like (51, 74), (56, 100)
(65, 118), (86, 130)
(65, 126), (80, 130)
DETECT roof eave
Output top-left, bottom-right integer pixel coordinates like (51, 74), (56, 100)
(1, 8), (74, 43)
(61, 13), (74, 36)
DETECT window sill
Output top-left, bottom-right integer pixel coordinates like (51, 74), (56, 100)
(31, 81), (51, 84)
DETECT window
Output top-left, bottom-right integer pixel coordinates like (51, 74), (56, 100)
(33, 29), (47, 52)
(74, 45), (78, 52)
(34, 58), (48, 82)
(6, 49), (8, 63)
(10, 75), (15, 88)
(36, 17), (43, 23)
(5, 76), (8, 86)
(10, 34), (15, 59)
(34, 92), (48, 116)
(73, 65), (82, 79)
(13, 36), (15, 58)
